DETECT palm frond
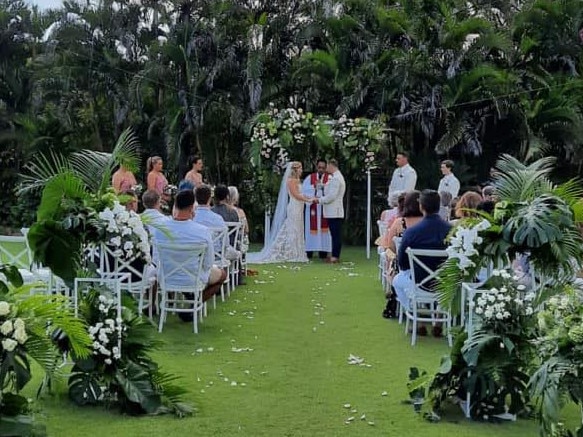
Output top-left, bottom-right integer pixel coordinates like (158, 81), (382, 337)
(70, 128), (140, 195)
(17, 150), (71, 196)
(493, 154), (556, 201)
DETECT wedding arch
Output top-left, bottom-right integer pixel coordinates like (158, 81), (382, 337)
(247, 105), (387, 257)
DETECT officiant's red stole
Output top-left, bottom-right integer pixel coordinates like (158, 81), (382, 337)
(310, 172), (329, 234)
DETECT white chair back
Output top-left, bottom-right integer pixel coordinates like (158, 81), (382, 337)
(156, 242), (207, 333)
(0, 235), (32, 270)
(406, 248), (448, 291)
(98, 243), (154, 316)
(404, 247), (452, 347)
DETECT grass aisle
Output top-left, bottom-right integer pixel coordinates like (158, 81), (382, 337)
(41, 247), (549, 436)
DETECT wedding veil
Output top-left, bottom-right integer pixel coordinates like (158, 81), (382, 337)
(246, 163), (292, 263)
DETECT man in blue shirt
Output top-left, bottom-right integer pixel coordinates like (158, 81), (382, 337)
(152, 190), (226, 304)
(393, 190), (451, 310)
(194, 185), (227, 229)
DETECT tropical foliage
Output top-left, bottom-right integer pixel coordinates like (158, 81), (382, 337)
(0, 265), (91, 436)
(68, 289), (192, 417)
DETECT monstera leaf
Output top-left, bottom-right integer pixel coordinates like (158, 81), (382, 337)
(69, 370), (102, 406)
(27, 221), (82, 283)
(115, 361), (163, 414)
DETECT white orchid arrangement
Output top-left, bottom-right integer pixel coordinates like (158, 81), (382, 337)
(88, 295), (123, 366)
(471, 268), (535, 323)
(445, 219), (492, 272)
(97, 201), (151, 263)
(0, 300), (28, 353)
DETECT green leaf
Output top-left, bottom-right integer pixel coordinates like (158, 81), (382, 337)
(115, 362), (163, 414)
(27, 221), (82, 283)
(0, 265), (23, 288)
(68, 371), (102, 406)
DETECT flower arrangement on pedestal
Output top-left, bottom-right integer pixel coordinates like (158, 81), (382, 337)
(97, 201), (151, 264)
(68, 290), (191, 416)
(530, 289), (583, 436)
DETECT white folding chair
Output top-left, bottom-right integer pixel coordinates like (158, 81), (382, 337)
(225, 221), (243, 290)
(0, 235), (37, 286)
(98, 243), (155, 318)
(405, 248), (452, 347)
(209, 227), (230, 304)
(156, 242), (207, 334)
(20, 228), (63, 294)
(377, 220), (389, 284)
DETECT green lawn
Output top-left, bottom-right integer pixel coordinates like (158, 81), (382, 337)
(31, 247), (576, 436)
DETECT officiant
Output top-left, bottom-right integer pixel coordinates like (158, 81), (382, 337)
(302, 159), (332, 259)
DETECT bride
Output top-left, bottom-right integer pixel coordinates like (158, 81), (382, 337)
(247, 161), (314, 264)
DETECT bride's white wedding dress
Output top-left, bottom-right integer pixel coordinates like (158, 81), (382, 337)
(247, 182), (308, 264)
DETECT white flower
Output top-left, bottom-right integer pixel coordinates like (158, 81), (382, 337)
(13, 327), (28, 344)
(13, 318), (25, 330)
(525, 307), (534, 316)
(2, 338), (17, 352)
(0, 301), (10, 316)
(109, 236), (122, 247)
(475, 307), (483, 315)
(0, 320), (13, 335)
(517, 285), (526, 291)
(104, 358), (112, 365)
(495, 312), (504, 320)
(492, 270), (501, 277)
(99, 209), (114, 221)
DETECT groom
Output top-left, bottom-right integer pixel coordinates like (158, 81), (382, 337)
(314, 159), (346, 263)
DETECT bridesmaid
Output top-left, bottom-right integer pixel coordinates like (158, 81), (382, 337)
(111, 164), (137, 193)
(146, 156), (169, 201)
(184, 156), (204, 188)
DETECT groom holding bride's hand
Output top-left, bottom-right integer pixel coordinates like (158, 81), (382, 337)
(313, 159), (346, 264)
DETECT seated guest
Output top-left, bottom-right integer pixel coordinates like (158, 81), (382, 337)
(482, 185), (497, 202)
(151, 190), (226, 304)
(228, 186), (249, 236)
(393, 190), (452, 311)
(193, 185), (226, 229)
(141, 190), (168, 226)
(212, 185), (239, 224)
(178, 180), (195, 193)
(375, 192), (406, 249)
(383, 190), (423, 254)
(454, 191), (482, 220)
(380, 190), (404, 227)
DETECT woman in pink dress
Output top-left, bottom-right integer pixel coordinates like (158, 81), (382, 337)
(146, 156), (169, 201)
(111, 165), (137, 193)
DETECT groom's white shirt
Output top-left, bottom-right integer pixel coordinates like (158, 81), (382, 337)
(319, 170), (346, 218)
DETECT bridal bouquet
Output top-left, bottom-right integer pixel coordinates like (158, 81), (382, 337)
(96, 201), (151, 262)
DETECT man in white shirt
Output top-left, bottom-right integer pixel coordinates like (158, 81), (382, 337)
(388, 152), (417, 201)
(437, 159), (460, 199)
